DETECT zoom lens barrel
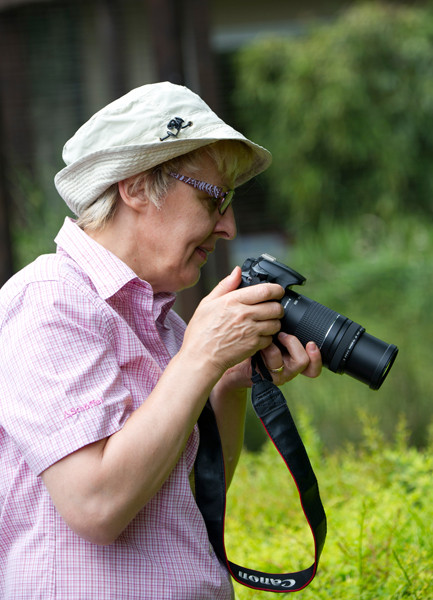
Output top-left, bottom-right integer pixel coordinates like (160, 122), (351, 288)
(280, 291), (398, 390)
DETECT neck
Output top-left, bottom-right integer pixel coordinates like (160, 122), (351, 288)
(85, 207), (146, 279)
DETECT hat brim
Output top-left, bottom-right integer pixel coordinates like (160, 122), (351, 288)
(55, 133), (272, 217)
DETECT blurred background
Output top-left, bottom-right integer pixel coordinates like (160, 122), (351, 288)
(0, 0), (432, 451)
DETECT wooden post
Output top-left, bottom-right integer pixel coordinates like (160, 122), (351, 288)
(146, 0), (185, 84)
(98, 0), (128, 98)
(0, 10), (33, 284)
(0, 116), (13, 286)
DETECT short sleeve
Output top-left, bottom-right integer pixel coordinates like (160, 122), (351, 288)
(0, 279), (132, 475)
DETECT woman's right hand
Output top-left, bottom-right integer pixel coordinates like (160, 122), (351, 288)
(181, 266), (285, 378)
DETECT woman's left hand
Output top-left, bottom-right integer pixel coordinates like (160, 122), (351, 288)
(260, 332), (322, 384)
(210, 332), (322, 487)
(218, 331), (322, 391)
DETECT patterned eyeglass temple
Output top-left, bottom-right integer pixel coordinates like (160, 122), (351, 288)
(169, 172), (234, 215)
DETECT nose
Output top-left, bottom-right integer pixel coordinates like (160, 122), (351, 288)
(214, 205), (237, 240)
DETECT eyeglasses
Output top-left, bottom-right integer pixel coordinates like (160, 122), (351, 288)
(169, 172), (235, 215)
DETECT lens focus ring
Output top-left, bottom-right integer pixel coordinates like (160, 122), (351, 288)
(293, 302), (340, 348)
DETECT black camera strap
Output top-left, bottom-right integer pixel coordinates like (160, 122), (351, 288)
(194, 355), (327, 593)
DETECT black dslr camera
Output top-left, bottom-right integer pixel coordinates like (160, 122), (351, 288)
(240, 254), (398, 390)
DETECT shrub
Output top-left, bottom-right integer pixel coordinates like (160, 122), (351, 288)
(233, 3), (433, 232)
(227, 414), (433, 599)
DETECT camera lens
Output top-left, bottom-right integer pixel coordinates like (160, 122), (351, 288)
(280, 291), (398, 390)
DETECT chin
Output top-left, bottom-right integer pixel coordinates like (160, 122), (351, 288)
(176, 269), (202, 292)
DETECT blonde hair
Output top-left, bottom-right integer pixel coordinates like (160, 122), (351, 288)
(76, 140), (254, 231)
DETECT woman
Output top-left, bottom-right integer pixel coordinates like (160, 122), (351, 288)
(0, 82), (321, 599)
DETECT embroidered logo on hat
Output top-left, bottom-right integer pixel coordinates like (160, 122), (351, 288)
(160, 117), (193, 141)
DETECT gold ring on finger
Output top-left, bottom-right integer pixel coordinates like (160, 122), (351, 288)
(269, 365), (284, 373)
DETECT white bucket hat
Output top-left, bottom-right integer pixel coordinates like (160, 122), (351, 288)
(54, 81), (272, 216)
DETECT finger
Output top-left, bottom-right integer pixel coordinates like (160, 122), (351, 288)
(252, 319), (282, 342)
(275, 333), (312, 379)
(302, 341), (322, 378)
(277, 332), (308, 358)
(248, 300), (284, 323)
(205, 266), (242, 300)
(260, 343), (284, 372)
(277, 333), (323, 379)
(205, 269), (284, 306)
(236, 282), (285, 305)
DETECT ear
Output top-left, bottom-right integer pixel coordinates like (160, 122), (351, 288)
(118, 176), (149, 213)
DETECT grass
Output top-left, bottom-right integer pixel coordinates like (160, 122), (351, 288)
(226, 412), (433, 599)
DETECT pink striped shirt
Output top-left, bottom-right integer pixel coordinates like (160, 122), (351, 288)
(0, 217), (233, 599)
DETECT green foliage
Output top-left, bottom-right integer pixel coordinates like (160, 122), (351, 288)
(227, 414), (433, 599)
(243, 214), (433, 452)
(11, 173), (68, 269)
(233, 3), (433, 231)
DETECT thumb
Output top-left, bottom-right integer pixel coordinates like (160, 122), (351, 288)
(206, 266), (242, 300)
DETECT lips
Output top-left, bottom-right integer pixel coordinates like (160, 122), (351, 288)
(196, 246), (213, 262)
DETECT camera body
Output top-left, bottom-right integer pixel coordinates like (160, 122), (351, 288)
(240, 254), (398, 390)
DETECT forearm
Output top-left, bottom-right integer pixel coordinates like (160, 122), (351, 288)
(42, 274), (287, 544)
(210, 375), (248, 488)
(43, 348), (221, 545)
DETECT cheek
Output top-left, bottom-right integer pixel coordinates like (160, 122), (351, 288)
(153, 197), (215, 249)
(173, 216), (213, 245)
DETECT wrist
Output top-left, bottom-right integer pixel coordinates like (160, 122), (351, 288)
(212, 370), (249, 400)
(174, 345), (223, 394)
(216, 358), (254, 394)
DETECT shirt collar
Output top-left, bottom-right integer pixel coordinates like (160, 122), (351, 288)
(54, 218), (176, 320)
